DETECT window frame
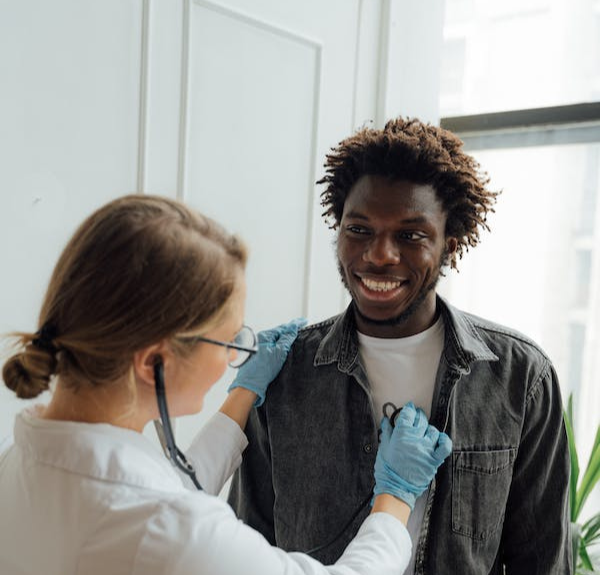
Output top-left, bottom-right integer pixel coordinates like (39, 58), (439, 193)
(440, 102), (600, 150)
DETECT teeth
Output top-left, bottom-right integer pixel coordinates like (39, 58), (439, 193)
(361, 278), (402, 292)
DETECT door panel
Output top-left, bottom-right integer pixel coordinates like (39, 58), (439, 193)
(168, 0), (366, 330)
(184, 2), (320, 326)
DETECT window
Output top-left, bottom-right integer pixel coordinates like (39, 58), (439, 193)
(438, 0), (600, 491)
(441, 0), (599, 115)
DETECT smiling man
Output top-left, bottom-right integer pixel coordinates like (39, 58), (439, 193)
(229, 117), (572, 574)
(337, 178), (455, 337)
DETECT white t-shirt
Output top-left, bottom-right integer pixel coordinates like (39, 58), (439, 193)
(358, 316), (444, 575)
(0, 407), (411, 575)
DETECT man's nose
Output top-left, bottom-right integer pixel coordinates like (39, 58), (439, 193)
(362, 235), (401, 266)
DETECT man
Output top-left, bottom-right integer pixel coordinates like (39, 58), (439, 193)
(228, 117), (571, 574)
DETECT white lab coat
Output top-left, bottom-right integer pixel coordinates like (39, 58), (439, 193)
(0, 407), (411, 575)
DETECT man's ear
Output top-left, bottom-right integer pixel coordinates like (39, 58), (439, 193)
(132, 341), (172, 389)
(446, 236), (458, 255)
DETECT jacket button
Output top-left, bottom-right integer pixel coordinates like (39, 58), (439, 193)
(364, 443), (373, 453)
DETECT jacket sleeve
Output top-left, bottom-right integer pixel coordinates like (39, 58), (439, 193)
(501, 360), (573, 574)
(227, 402), (277, 545)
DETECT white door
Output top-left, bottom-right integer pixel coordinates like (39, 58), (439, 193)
(146, 0), (383, 327)
(144, 0), (384, 450)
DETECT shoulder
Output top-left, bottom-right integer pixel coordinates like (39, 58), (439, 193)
(465, 310), (549, 356)
(298, 314), (340, 336)
(289, 313), (341, 352)
(447, 305), (558, 396)
(266, 312), (346, 392)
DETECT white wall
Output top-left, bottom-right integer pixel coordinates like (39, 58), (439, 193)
(0, 0), (445, 450)
(0, 0), (146, 440)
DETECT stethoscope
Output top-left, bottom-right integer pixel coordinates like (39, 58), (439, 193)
(151, 357), (454, 556)
(153, 357), (203, 490)
(304, 397), (456, 556)
(151, 352), (366, 554)
(301, 403), (405, 555)
(151, 325), (258, 491)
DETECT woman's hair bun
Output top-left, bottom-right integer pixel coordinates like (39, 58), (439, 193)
(2, 343), (57, 399)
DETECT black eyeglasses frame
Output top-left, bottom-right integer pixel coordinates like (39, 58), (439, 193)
(177, 325), (258, 368)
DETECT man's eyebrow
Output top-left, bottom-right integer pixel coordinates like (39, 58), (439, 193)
(344, 211), (430, 225)
(343, 210), (369, 221)
(397, 216), (430, 225)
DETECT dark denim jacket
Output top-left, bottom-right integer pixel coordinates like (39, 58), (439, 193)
(229, 298), (572, 574)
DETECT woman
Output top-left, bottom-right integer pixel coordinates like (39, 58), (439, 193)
(0, 195), (451, 575)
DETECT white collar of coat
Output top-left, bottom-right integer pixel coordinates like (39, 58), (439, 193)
(13, 407), (185, 493)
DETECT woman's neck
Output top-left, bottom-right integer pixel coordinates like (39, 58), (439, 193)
(42, 377), (155, 432)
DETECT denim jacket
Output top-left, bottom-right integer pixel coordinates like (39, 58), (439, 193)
(228, 297), (572, 574)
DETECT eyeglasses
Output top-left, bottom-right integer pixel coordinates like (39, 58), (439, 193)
(178, 324), (258, 368)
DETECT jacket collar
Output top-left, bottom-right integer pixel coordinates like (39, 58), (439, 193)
(314, 295), (498, 373)
(437, 296), (499, 370)
(314, 305), (358, 373)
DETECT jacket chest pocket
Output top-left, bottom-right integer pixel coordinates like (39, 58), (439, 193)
(451, 448), (517, 540)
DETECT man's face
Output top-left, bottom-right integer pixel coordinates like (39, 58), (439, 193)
(336, 175), (457, 338)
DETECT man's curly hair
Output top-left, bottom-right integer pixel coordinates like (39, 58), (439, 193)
(318, 117), (499, 269)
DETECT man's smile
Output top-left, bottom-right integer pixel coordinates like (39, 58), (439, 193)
(355, 273), (410, 302)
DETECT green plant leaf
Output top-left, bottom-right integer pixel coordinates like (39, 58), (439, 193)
(582, 513), (600, 545)
(564, 394), (600, 573)
(568, 394), (575, 438)
(565, 395), (580, 521)
(580, 539), (594, 571)
(573, 521), (583, 570)
(575, 424), (600, 520)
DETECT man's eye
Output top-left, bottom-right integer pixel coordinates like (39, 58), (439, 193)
(346, 225), (370, 235)
(399, 231), (425, 241)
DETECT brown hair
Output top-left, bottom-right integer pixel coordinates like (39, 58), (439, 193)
(2, 195), (247, 399)
(319, 117), (499, 269)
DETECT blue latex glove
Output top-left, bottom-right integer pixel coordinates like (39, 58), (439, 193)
(228, 318), (307, 406)
(373, 402), (452, 509)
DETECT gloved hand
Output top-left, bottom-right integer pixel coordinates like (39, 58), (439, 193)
(373, 402), (452, 509)
(228, 317), (307, 406)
